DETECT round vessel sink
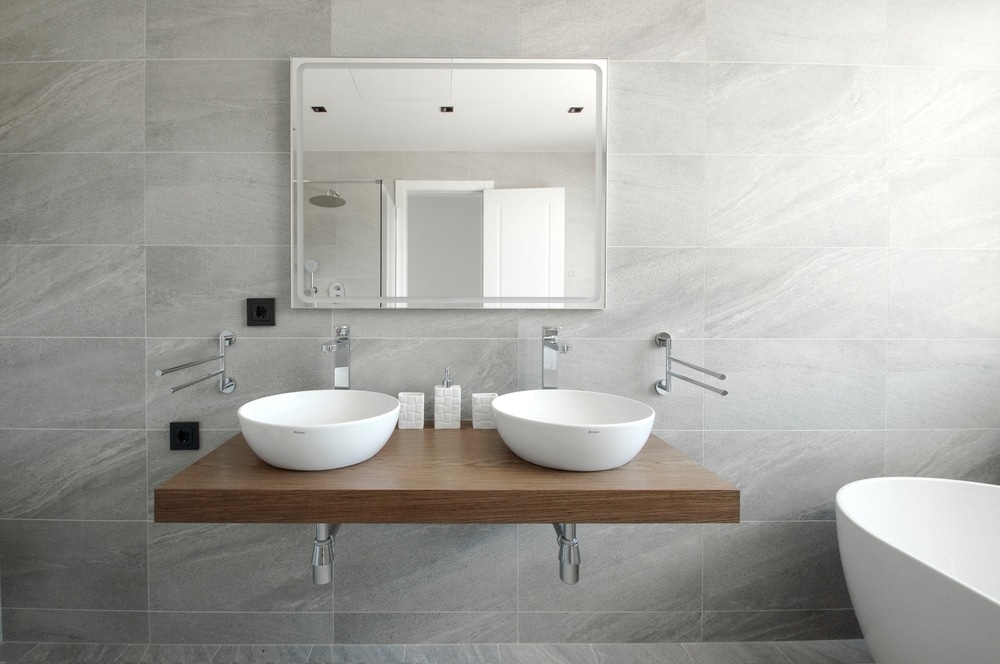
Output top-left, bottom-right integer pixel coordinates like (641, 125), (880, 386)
(491, 390), (655, 471)
(237, 390), (400, 471)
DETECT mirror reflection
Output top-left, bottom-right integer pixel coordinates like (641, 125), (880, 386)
(291, 58), (607, 309)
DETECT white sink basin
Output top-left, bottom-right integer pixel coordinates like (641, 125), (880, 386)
(237, 390), (400, 471)
(491, 390), (655, 471)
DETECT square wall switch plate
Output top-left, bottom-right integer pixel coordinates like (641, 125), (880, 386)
(246, 297), (276, 326)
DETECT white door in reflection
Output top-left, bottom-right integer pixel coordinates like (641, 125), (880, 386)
(483, 187), (565, 307)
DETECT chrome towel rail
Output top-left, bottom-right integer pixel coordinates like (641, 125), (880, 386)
(156, 330), (236, 395)
(654, 332), (727, 397)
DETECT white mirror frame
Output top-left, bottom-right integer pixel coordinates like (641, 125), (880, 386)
(290, 57), (607, 309)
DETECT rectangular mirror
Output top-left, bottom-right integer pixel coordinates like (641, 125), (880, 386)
(291, 57), (607, 309)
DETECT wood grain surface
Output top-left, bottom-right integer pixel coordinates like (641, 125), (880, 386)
(154, 428), (739, 524)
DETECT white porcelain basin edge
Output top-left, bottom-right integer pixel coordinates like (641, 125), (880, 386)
(237, 390), (400, 471)
(491, 390), (655, 471)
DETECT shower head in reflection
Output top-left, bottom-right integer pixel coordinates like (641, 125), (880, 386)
(309, 190), (347, 208)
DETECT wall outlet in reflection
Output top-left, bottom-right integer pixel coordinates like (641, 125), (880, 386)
(169, 422), (200, 451)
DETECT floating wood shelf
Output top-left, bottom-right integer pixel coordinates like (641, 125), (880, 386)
(154, 428), (739, 525)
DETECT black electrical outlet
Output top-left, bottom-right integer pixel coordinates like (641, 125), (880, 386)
(169, 421), (200, 451)
(246, 297), (276, 326)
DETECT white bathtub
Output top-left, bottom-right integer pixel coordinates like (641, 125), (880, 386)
(836, 477), (1000, 664)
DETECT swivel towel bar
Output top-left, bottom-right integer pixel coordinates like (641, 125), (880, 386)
(654, 332), (727, 397)
(156, 330), (236, 395)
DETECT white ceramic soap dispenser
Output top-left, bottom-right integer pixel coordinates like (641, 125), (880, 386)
(434, 367), (461, 429)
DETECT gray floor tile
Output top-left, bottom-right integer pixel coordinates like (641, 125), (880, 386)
(683, 642), (791, 664)
(498, 644), (596, 664)
(0, 642), (39, 663)
(775, 640), (874, 664)
(18, 643), (129, 663)
(212, 645), (312, 663)
(306, 645), (405, 663)
(402, 645), (500, 664)
(592, 643), (695, 664)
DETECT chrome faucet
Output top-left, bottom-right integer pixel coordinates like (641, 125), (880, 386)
(542, 325), (571, 389)
(321, 324), (350, 389)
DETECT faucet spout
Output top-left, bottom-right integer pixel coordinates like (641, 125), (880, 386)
(322, 324), (350, 389)
(542, 326), (571, 390)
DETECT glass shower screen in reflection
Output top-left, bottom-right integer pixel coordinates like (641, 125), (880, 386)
(291, 57), (608, 309)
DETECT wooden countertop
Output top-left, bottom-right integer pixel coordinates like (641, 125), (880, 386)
(153, 428), (739, 524)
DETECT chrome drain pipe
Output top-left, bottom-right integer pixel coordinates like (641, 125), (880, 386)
(312, 523), (341, 585)
(553, 523), (581, 584)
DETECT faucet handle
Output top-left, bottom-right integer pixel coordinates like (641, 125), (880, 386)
(335, 324), (350, 340)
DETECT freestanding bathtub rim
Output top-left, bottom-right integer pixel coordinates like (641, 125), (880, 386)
(836, 476), (1000, 664)
(836, 476), (1000, 605)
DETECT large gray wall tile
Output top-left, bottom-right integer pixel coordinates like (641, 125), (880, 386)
(704, 340), (886, 431)
(602, 247), (704, 339)
(889, 249), (1000, 338)
(1, 608), (149, 644)
(0, 429), (145, 520)
(0, 61), (144, 153)
(706, 248), (887, 339)
(708, 0), (885, 64)
(889, 67), (1000, 158)
(703, 431), (883, 521)
(0, 521), (147, 610)
(706, 156), (887, 248)
(146, 153), (289, 246)
(887, 340), (1000, 429)
(147, 0), (330, 58)
(518, 524), (702, 611)
(335, 525), (516, 612)
(608, 155), (706, 248)
(0, 338), (145, 429)
(888, 159), (1000, 249)
(0, 0), (144, 61)
(0, 153), (144, 245)
(703, 522), (851, 611)
(331, 0), (519, 57)
(146, 246), (332, 338)
(886, 429), (1000, 483)
(888, 0), (1000, 67)
(145, 60), (288, 153)
(609, 63), (707, 155)
(708, 63), (886, 156)
(605, 0), (706, 61)
(0, 245), (145, 337)
(522, 0), (705, 61)
(149, 611), (333, 645)
(149, 523), (331, 612)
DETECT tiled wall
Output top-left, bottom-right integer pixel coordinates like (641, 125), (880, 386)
(1, 0), (999, 646)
